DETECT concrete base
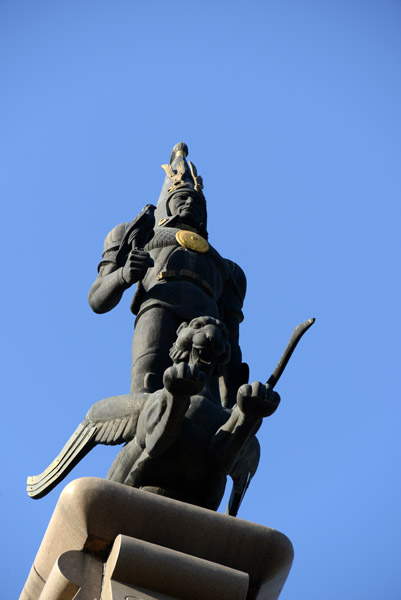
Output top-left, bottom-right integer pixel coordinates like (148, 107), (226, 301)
(20, 477), (293, 600)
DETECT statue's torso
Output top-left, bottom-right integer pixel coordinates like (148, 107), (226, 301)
(133, 227), (230, 319)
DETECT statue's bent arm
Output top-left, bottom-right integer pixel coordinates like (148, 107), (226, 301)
(88, 219), (154, 314)
(209, 405), (261, 475)
(139, 390), (190, 458)
(88, 261), (131, 314)
(141, 362), (206, 457)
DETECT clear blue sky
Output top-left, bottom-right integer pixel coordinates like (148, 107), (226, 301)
(2, 1), (401, 598)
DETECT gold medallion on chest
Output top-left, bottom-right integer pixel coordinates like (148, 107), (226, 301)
(175, 230), (210, 253)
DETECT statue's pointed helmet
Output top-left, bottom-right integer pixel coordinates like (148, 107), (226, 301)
(154, 142), (207, 235)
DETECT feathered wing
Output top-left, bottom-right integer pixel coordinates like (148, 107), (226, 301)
(26, 393), (146, 499)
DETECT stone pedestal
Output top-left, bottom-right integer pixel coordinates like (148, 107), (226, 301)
(20, 477), (293, 600)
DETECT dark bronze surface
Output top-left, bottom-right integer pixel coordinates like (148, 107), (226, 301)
(27, 143), (313, 515)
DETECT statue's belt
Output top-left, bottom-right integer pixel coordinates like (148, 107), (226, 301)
(157, 269), (214, 297)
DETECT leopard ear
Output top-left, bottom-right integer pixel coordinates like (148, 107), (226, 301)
(176, 321), (189, 336)
(175, 322), (196, 352)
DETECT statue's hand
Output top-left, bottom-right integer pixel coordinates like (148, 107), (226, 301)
(163, 362), (206, 397)
(237, 382), (280, 418)
(122, 250), (154, 286)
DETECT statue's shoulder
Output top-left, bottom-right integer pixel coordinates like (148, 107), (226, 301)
(102, 222), (131, 254)
(224, 258), (247, 300)
(97, 222), (130, 272)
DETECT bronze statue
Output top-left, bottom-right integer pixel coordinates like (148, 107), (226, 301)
(27, 143), (314, 515)
(88, 142), (248, 405)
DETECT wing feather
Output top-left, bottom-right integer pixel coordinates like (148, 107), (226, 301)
(27, 392), (147, 499)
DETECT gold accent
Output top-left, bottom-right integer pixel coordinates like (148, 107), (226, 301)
(157, 269), (214, 296)
(157, 270), (176, 280)
(158, 218), (168, 225)
(176, 230), (209, 253)
(161, 160), (188, 194)
(188, 160), (204, 192)
(161, 163), (176, 180)
(175, 149), (186, 157)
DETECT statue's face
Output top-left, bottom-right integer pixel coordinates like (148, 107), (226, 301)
(168, 190), (206, 229)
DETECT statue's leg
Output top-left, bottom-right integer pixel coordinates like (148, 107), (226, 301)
(130, 307), (182, 394)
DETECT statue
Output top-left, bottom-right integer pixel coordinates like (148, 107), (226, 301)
(27, 143), (314, 515)
(88, 142), (248, 404)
